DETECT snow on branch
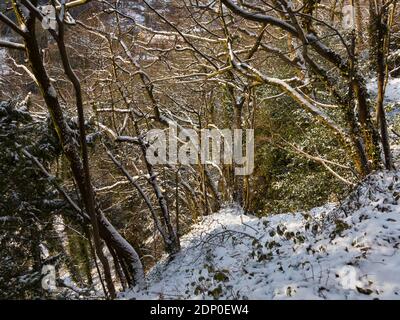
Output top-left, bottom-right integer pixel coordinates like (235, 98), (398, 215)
(0, 39), (25, 50)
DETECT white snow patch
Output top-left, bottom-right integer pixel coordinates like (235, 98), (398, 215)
(0, 48), (11, 76)
(121, 170), (400, 300)
(47, 86), (57, 98)
(367, 78), (400, 104)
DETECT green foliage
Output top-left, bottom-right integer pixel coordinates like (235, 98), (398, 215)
(0, 100), (63, 298)
(250, 87), (352, 215)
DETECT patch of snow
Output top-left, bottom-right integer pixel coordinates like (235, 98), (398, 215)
(0, 48), (11, 76)
(47, 85), (57, 98)
(121, 170), (400, 300)
(0, 216), (17, 223)
(367, 78), (400, 104)
(122, 9), (145, 24)
(39, 243), (50, 259)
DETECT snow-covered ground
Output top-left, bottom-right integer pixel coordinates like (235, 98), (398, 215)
(122, 170), (400, 300)
(367, 77), (400, 104)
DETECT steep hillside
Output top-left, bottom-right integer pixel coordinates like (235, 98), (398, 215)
(122, 170), (400, 300)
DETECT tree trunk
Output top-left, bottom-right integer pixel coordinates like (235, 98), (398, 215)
(21, 6), (145, 293)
